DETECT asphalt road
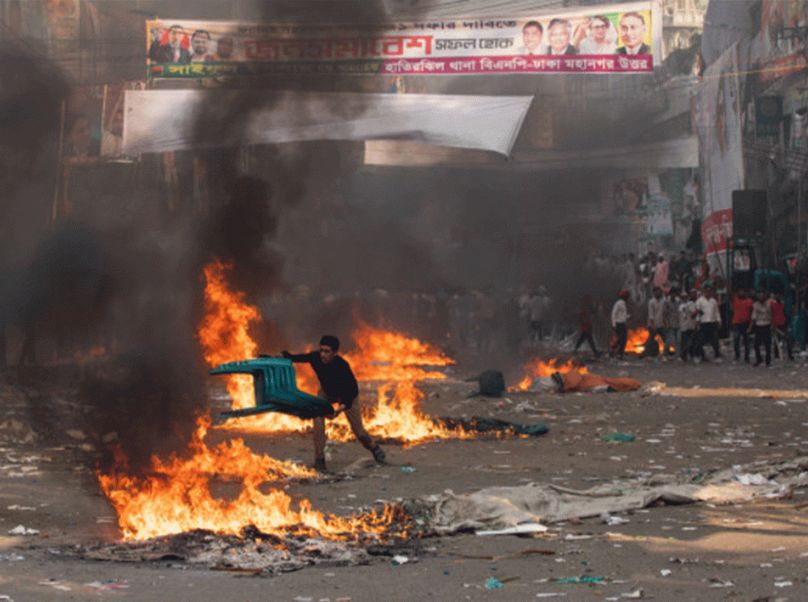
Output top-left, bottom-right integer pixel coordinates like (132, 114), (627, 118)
(2, 356), (808, 601)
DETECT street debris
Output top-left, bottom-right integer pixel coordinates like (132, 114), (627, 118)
(416, 455), (808, 533)
(476, 523), (548, 536)
(601, 432), (636, 443)
(7, 525), (39, 536)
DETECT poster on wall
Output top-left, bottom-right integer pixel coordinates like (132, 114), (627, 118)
(145, 1), (660, 78)
(696, 43), (744, 257)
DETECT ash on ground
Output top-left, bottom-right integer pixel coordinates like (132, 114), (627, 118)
(70, 524), (425, 576)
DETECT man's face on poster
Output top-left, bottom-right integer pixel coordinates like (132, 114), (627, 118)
(522, 25), (542, 51)
(548, 22), (570, 53)
(168, 26), (183, 46)
(590, 18), (609, 43)
(620, 15), (645, 48)
(192, 32), (209, 55)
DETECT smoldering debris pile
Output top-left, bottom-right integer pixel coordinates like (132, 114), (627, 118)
(72, 525), (423, 576)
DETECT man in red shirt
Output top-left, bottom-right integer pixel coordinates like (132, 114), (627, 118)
(770, 293), (794, 361)
(731, 288), (753, 362)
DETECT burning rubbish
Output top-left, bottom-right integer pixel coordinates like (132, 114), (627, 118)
(76, 525), (423, 576)
(513, 358), (589, 391)
(97, 414), (405, 542)
(514, 357), (641, 394)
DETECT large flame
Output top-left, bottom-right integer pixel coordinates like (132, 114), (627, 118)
(199, 263), (470, 443)
(514, 358), (589, 391)
(198, 261), (314, 431)
(97, 262), (403, 542)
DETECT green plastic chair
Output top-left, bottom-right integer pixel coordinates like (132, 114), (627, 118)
(210, 357), (333, 421)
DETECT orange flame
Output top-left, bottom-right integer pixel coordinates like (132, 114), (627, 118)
(198, 261), (313, 432)
(199, 264), (472, 444)
(625, 327), (667, 355)
(514, 358), (589, 391)
(97, 419), (398, 541)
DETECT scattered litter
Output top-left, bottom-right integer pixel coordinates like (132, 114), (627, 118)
(477, 523), (547, 536)
(735, 473), (771, 486)
(391, 555), (409, 566)
(557, 576), (605, 585)
(400, 466), (416, 474)
(6, 505), (36, 511)
(87, 581), (130, 591)
(8, 525), (39, 536)
(485, 577), (504, 590)
(39, 580), (71, 592)
(66, 429), (86, 440)
(603, 515), (630, 526)
(620, 590), (644, 599)
(535, 594), (566, 599)
(707, 578), (734, 588)
(0, 595), (14, 601)
(601, 432), (636, 444)
(660, 569), (672, 577)
(564, 534), (593, 541)
(293, 598), (313, 602)
(774, 581), (793, 588)
(101, 432), (118, 443)
(0, 553), (25, 562)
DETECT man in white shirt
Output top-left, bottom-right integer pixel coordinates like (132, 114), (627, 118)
(750, 289), (772, 367)
(694, 285), (722, 360)
(518, 20), (547, 55)
(678, 289), (698, 361)
(611, 289), (630, 359)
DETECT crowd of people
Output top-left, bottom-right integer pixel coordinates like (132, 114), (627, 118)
(266, 247), (805, 365)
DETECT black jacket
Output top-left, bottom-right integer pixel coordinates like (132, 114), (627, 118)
(285, 351), (359, 407)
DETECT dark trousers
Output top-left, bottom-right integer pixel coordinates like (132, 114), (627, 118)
(733, 322), (750, 361)
(574, 329), (598, 354)
(697, 322), (721, 359)
(680, 329), (695, 360)
(614, 323), (627, 358)
(313, 397), (376, 462)
(753, 325), (772, 366)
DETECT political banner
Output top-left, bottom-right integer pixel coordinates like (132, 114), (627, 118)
(145, 2), (659, 78)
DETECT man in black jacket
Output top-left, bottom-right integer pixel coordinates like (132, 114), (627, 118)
(284, 335), (385, 471)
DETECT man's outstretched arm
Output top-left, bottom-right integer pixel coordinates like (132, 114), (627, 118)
(281, 350), (318, 363)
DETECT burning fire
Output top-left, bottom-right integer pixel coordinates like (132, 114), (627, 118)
(514, 358), (588, 391)
(98, 419), (399, 541)
(198, 261), (315, 431)
(199, 263), (470, 443)
(625, 327), (666, 355)
(96, 262), (420, 542)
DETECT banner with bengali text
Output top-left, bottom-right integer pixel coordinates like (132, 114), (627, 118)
(145, 2), (658, 78)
